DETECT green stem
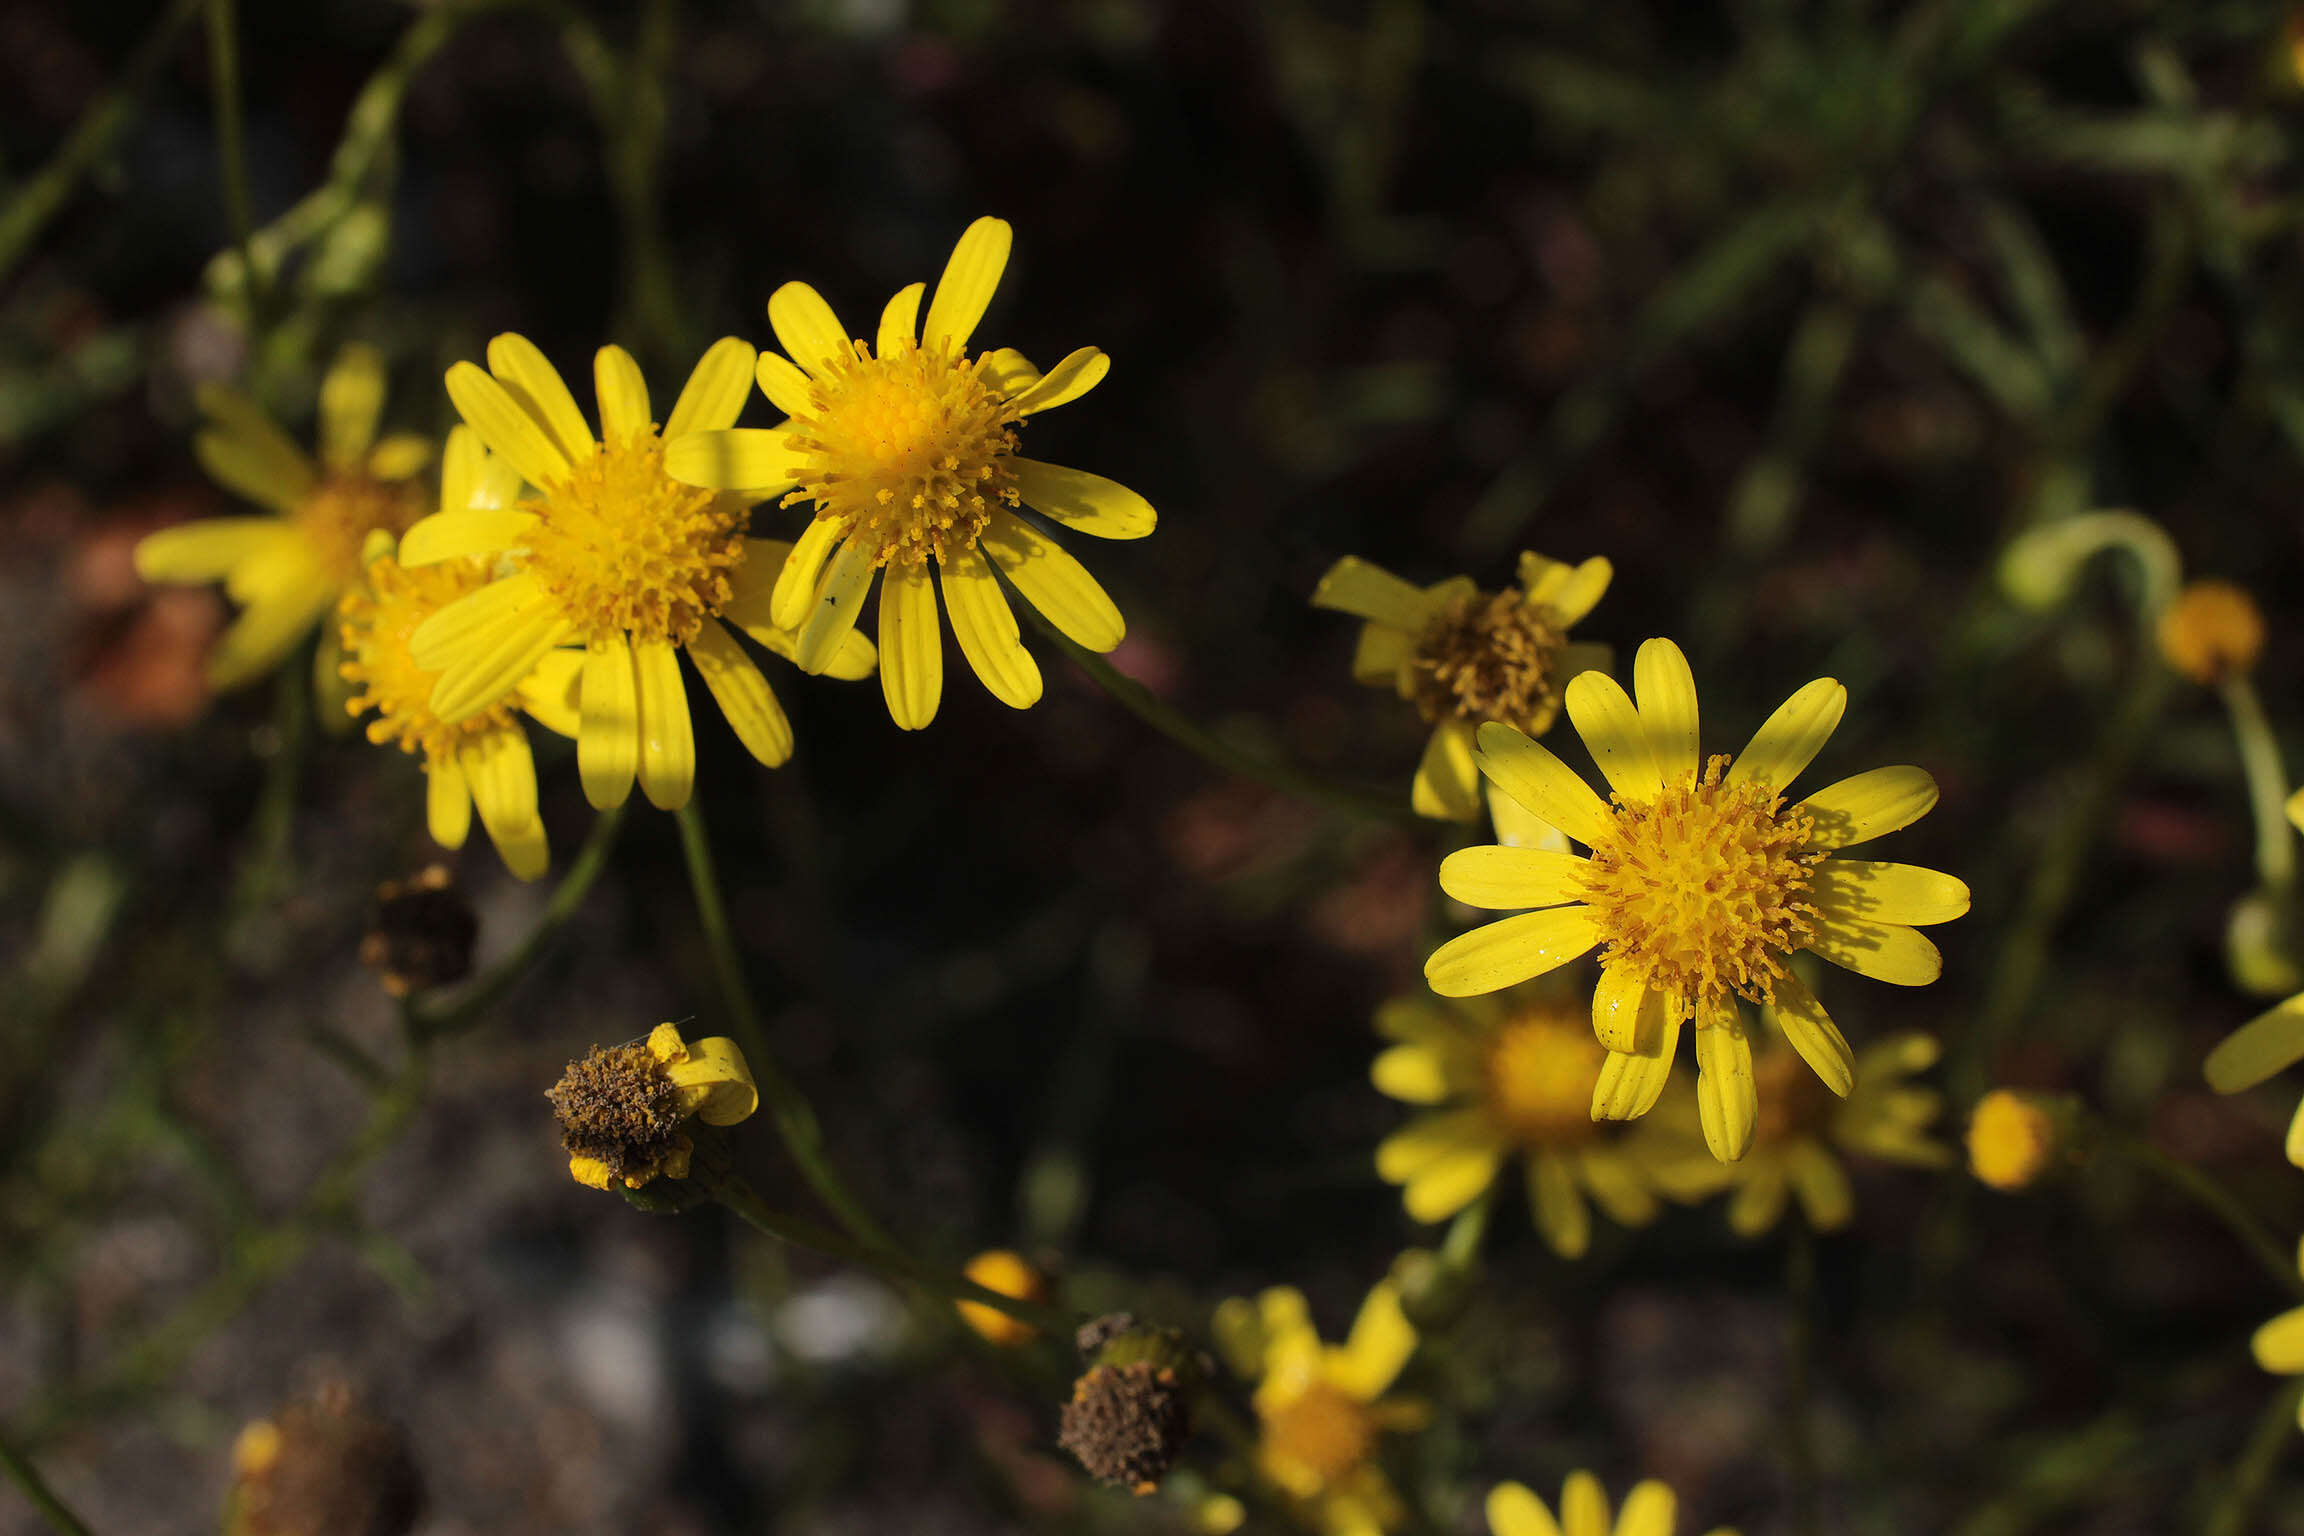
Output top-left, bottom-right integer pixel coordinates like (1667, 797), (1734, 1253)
(409, 803), (627, 1038)
(2220, 675), (2295, 893)
(672, 799), (896, 1255)
(1019, 612), (1420, 825)
(0, 0), (204, 285)
(203, 0), (267, 322)
(228, 654), (313, 931)
(0, 1428), (92, 1536)
(2203, 1379), (2301, 1536)
(706, 1169), (1071, 1335)
(2112, 1133), (2302, 1301)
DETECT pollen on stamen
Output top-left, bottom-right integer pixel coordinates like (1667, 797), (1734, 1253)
(521, 431), (747, 646)
(779, 336), (1023, 568)
(340, 556), (518, 761)
(1574, 754), (1823, 1016)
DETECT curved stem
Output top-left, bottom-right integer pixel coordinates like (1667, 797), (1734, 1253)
(2220, 675), (2295, 893)
(410, 803), (627, 1039)
(2113, 1133), (2303, 1301)
(1020, 611), (1421, 825)
(672, 799), (895, 1256)
(0, 1428), (92, 1536)
(706, 1168), (1070, 1336)
(2202, 1379), (2301, 1536)
(204, 0), (266, 322)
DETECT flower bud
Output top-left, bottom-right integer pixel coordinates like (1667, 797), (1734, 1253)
(2157, 580), (2265, 685)
(1967, 1089), (2073, 1192)
(956, 1249), (1047, 1346)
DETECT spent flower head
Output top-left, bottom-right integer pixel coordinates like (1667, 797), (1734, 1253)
(665, 216), (1157, 729)
(548, 1022), (758, 1190)
(1425, 638), (1966, 1162)
(358, 864), (476, 998)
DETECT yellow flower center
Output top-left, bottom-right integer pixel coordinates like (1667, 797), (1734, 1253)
(1484, 1007), (1605, 1146)
(339, 556), (517, 760)
(524, 431), (747, 645)
(780, 338), (1022, 568)
(1261, 1382), (1375, 1487)
(1410, 590), (1565, 735)
(295, 474), (426, 586)
(1576, 755), (1823, 1014)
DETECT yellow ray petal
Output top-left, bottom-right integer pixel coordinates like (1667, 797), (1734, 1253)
(754, 352), (816, 419)
(1769, 969), (1854, 1097)
(1811, 860), (1970, 926)
(1573, 1144), (1659, 1226)
(1694, 1001), (1757, 1161)
(1423, 906), (1600, 997)
(1787, 1140), (1854, 1230)
(1592, 1019), (1681, 1120)
(1437, 844), (1589, 910)
(1806, 917), (1943, 986)
(878, 558), (943, 730)
(1559, 1472), (1610, 1536)
(440, 423), (484, 515)
(634, 636), (695, 810)
(1728, 1160), (1790, 1235)
(980, 347), (1039, 396)
(768, 281), (854, 379)
(771, 516), (843, 631)
(463, 728), (548, 881)
(1371, 1044), (1458, 1105)
(1402, 1136), (1505, 1222)
(426, 755), (472, 850)
(2205, 995), (2304, 1092)
(1412, 718), (1483, 822)
(1310, 555), (1431, 630)
(940, 544), (1043, 709)
(1331, 1280), (1417, 1401)
(1472, 723), (1613, 848)
(688, 620), (793, 768)
(923, 215), (1013, 353)
(1529, 1150), (1590, 1258)
(1533, 555), (1612, 627)
(366, 433), (433, 483)
(666, 1036), (759, 1125)
(446, 361), (572, 490)
(664, 337), (760, 438)
(1352, 621), (1413, 685)
(664, 428), (799, 493)
(594, 345), (652, 441)
(317, 342), (386, 470)
(1486, 1483), (1564, 1536)
(2253, 1305), (2304, 1372)
(194, 426), (316, 514)
(578, 630), (638, 810)
(1007, 346), (1109, 415)
(410, 570), (544, 670)
(1796, 765), (1938, 849)
(878, 281), (925, 356)
(1615, 1483), (1677, 1536)
(1633, 637), (1700, 782)
(429, 606), (574, 723)
(980, 508), (1123, 651)
(1009, 457), (1158, 540)
(398, 507), (536, 567)
(1590, 965), (1672, 1055)
(1565, 670), (1662, 803)
(488, 333), (595, 462)
(208, 579), (332, 689)
(1728, 676), (1846, 792)
(134, 518), (293, 584)
(516, 648), (583, 739)
(794, 539), (876, 675)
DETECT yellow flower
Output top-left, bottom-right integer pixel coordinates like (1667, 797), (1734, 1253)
(135, 343), (431, 693)
(1487, 1474), (1739, 1536)
(1371, 987), (1662, 1257)
(1312, 551), (1611, 822)
(2205, 791), (2304, 1165)
(1213, 1283), (1426, 1536)
(547, 1022), (759, 1190)
(2250, 1238), (2304, 1429)
(957, 1248), (1046, 1346)
(664, 216), (1156, 730)
(2156, 578), (2264, 684)
(1966, 1088), (2064, 1192)
(399, 335), (873, 812)
(1643, 1030), (1950, 1235)
(335, 431), (576, 881)
(1423, 638), (1966, 1162)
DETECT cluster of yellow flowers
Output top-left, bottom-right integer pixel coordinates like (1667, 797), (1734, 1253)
(137, 217), (1154, 874)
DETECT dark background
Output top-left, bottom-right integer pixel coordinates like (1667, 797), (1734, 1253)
(4, 0), (2304, 1531)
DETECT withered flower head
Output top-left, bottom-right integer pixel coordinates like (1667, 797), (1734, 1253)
(358, 864), (476, 998)
(1058, 1314), (1205, 1495)
(225, 1383), (421, 1536)
(546, 1022), (757, 1190)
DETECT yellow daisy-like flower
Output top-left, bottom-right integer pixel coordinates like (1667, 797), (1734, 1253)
(2203, 789), (2304, 1165)
(399, 335), (875, 812)
(1423, 638), (1967, 1162)
(664, 216), (1157, 730)
(547, 1021), (759, 1190)
(135, 343), (432, 693)
(1213, 1283), (1425, 1536)
(1312, 551), (1612, 822)
(1371, 987), (1661, 1257)
(2249, 1237), (2304, 1429)
(1487, 1474), (1739, 1536)
(1644, 1030), (1950, 1236)
(336, 430), (578, 881)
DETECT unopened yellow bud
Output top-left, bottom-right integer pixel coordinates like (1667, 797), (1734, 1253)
(2157, 580), (2265, 685)
(1967, 1090), (2062, 1192)
(957, 1249), (1046, 1346)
